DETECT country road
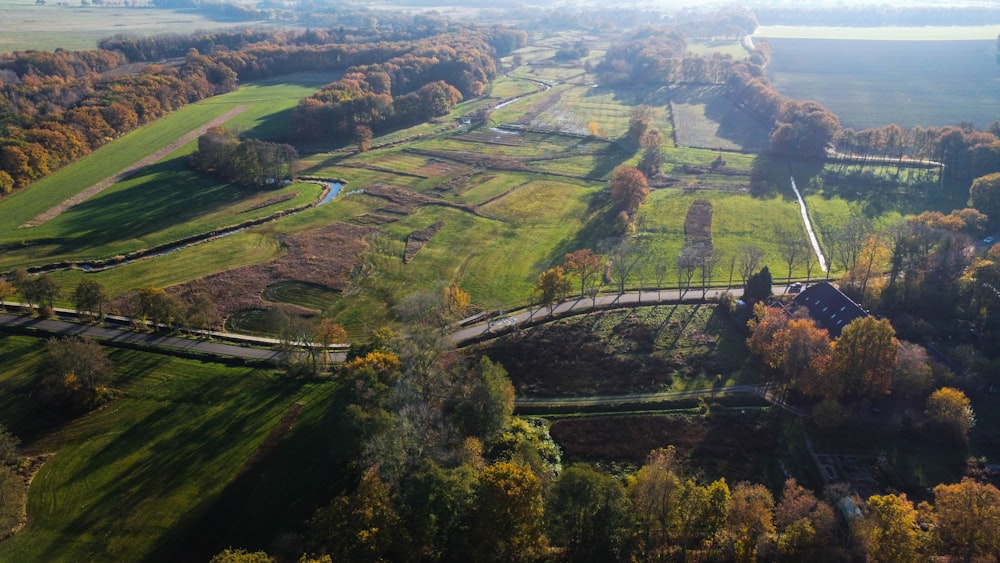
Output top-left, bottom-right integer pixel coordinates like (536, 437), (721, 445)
(0, 312), (347, 364)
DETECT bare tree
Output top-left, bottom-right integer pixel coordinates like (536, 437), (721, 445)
(676, 252), (698, 298)
(776, 228), (808, 287)
(830, 216), (871, 274)
(699, 249), (721, 298)
(610, 239), (645, 296)
(738, 245), (765, 286)
(653, 259), (669, 300)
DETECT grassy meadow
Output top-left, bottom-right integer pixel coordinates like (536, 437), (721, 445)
(0, 334), (339, 562)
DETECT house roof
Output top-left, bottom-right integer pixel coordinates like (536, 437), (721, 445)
(792, 282), (868, 338)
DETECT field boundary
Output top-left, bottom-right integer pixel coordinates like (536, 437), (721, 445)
(20, 105), (251, 228)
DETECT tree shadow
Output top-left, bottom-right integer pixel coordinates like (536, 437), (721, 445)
(49, 157), (254, 255)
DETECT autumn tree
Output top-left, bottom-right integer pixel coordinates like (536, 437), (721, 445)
(136, 285), (182, 328)
(774, 478), (837, 561)
(932, 478), (1000, 562)
(307, 467), (405, 562)
(564, 249), (604, 298)
(924, 387), (975, 443)
(72, 279), (106, 321)
(625, 105), (655, 148)
(609, 165), (650, 218)
(629, 446), (683, 558)
(43, 336), (115, 409)
(781, 317), (833, 389)
(444, 282), (471, 315)
(534, 266), (571, 314)
(208, 549), (273, 563)
(861, 494), (925, 563)
(471, 461), (546, 562)
(0, 279), (14, 311)
(829, 316), (898, 399)
(316, 318), (349, 369)
(717, 482), (777, 563)
(747, 303), (791, 375)
(842, 232), (890, 307)
(354, 124), (373, 153)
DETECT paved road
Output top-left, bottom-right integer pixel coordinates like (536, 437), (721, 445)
(450, 285), (762, 345)
(0, 312), (293, 363)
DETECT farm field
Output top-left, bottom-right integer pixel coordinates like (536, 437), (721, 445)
(0, 0), (273, 52)
(763, 38), (1000, 129)
(0, 334), (339, 562)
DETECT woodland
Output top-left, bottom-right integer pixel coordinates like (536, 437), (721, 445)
(1, 2), (1000, 563)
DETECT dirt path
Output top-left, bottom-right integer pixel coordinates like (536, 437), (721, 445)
(20, 105), (251, 228)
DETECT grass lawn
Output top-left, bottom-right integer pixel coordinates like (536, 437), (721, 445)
(0, 334), (339, 562)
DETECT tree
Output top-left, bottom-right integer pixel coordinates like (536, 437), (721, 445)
(629, 446), (682, 558)
(564, 249), (604, 298)
(775, 478), (837, 560)
(609, 239), (644, 296)
(970, 172), (1000, 223)
(184, 292), (219, 331)
(743, 266), (773, 304)
(444, 282), (471, 315)
(717, 482), (776, 563)
(925, 387), (975, 443)
(44, 336), (115, 409)
(829, 316), (898, 399)
(747, 303), (791, 374)
(933, 478), (1000, 562)
(0, 279), (14, 311)
(534, 266), (571, 314)
(776, 227), (808, 285)
(861, 494), (925, 563)
(472, 461), (545, 562)
(208, 549), (273, 563)
(136, 286), (182, 329)
(22, 274), (61, 314)
(548, 465), (630, 562)
(831, 217), (872, 274)
(781, 318), (833, 388)
(738, 245), (765, 285)
(455, 356), (515, 445)
(625, 105), (655, 148)
(72, 279), (106, 321)
(316, 318), (349, 369)
(608, 166), (649, 217)
(0, 424), (20, 468)
(354, 124), (373, 153)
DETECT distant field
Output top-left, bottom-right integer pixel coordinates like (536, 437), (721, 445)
(764, 38), (1000, 129)
(755, 24), (1000, 41)
(0, 0), (272, 52)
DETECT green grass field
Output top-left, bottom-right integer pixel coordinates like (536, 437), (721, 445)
(0, 334), (339, 562)
(764, 38), (1000, 129)
(0, 74), (335, 273)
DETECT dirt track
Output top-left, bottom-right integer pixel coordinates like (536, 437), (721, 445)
(20, 105), (250, 228)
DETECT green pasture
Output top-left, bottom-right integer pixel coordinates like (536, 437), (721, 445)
(669, 84), (772, 151)
(0, 0), (271, 52)
(764, 38), (1000, 129)
(489, 77), (548, 99)
(0, 334), (339, 562)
